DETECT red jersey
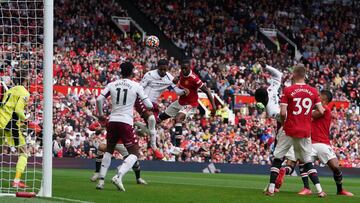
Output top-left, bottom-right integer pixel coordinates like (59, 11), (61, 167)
(311, 105), (331, 145)
(178, 71), (203, 107)
(280, 83), (321, 138)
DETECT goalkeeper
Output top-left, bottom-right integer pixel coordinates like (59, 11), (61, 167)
(0, 71), (30, 188)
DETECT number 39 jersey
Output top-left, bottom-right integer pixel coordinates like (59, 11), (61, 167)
(280, 83), (321, 138)
(100, 79), (148, 126)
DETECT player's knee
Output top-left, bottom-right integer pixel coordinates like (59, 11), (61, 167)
(144, 111), (154, 120)
(175, 113), (185, 123)
(19, 152), (28, 159)
(126, 145), (140, 157)
(98, 144), (107, 152)
(331, 166), (341, 175)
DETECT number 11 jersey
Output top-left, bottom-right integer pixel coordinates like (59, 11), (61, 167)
(100, 78), (148, 126)
(280, 83), (321, 138)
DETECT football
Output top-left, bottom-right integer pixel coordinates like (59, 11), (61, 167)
(145, 35), (160, 47)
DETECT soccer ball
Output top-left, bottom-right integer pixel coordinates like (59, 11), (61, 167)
(145, 35), (160, 47)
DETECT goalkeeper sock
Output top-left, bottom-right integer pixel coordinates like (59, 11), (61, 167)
(15, 153), (28, 182)
(147, 115), (157, 148)
(99, 152), (111, 179)
(117, 154), (137, 178)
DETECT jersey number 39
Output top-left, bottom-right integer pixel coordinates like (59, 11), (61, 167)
(293, 97), (312, 115)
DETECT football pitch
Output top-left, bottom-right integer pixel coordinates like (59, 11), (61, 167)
(1, 168), (359, 203)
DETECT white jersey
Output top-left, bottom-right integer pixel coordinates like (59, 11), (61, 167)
(100, 79), (149, 125)
(140, 70), (175, 103)
(265, 65), (283, 119)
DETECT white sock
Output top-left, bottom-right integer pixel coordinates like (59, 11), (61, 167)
(99, 152), (112, 179)
(14, 178), (20, 183)
(117, 154), (137, 178)
(147, 115), (157, 148)
(315, 183), (323, 193)
(268, 183), (275, 193)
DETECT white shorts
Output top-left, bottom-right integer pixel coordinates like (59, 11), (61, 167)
(274, 129), (312, 163)
(311, 143), (336, 164)
(285, 146), (297, 162)
(165, 100), (197, 118)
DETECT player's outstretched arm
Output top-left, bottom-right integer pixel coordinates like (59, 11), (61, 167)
(137, 85), (153, 110)
(258, 58), (282, 82)
(200, 85), (217, 114)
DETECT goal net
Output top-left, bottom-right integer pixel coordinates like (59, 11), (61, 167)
(0, 0), (49, 196)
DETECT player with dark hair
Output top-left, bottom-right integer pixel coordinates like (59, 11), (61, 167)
(0, 70), (30, 188)
(265, 64), (327, 197)
(91, 59), (185, 183)
(158, 59), (216, 147)
(254, 58), (283, 119)
(134, 58), (186, 158)
(277, 90), (353, 196)
(95, 62), (153, 191)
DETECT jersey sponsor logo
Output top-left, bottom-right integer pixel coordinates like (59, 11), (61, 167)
(184, 80), (189, 85)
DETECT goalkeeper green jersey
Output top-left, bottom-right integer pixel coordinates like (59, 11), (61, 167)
(0, 85), (29, 129)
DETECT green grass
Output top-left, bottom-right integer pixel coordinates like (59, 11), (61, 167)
(1, 168), (359, 203)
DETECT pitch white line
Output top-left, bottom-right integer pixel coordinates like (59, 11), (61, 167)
(52, 196), (94, 203)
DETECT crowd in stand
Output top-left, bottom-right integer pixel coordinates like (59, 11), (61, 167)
(0, 0), (358, 167)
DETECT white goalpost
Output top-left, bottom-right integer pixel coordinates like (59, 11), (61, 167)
(42, 0), (53, 198)
(0, 0), (53, 197)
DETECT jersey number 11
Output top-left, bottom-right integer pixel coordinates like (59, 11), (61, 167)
(116, 88), (128, 105)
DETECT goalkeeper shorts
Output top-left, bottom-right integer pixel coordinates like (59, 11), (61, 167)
(0, 127), (26, 147)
